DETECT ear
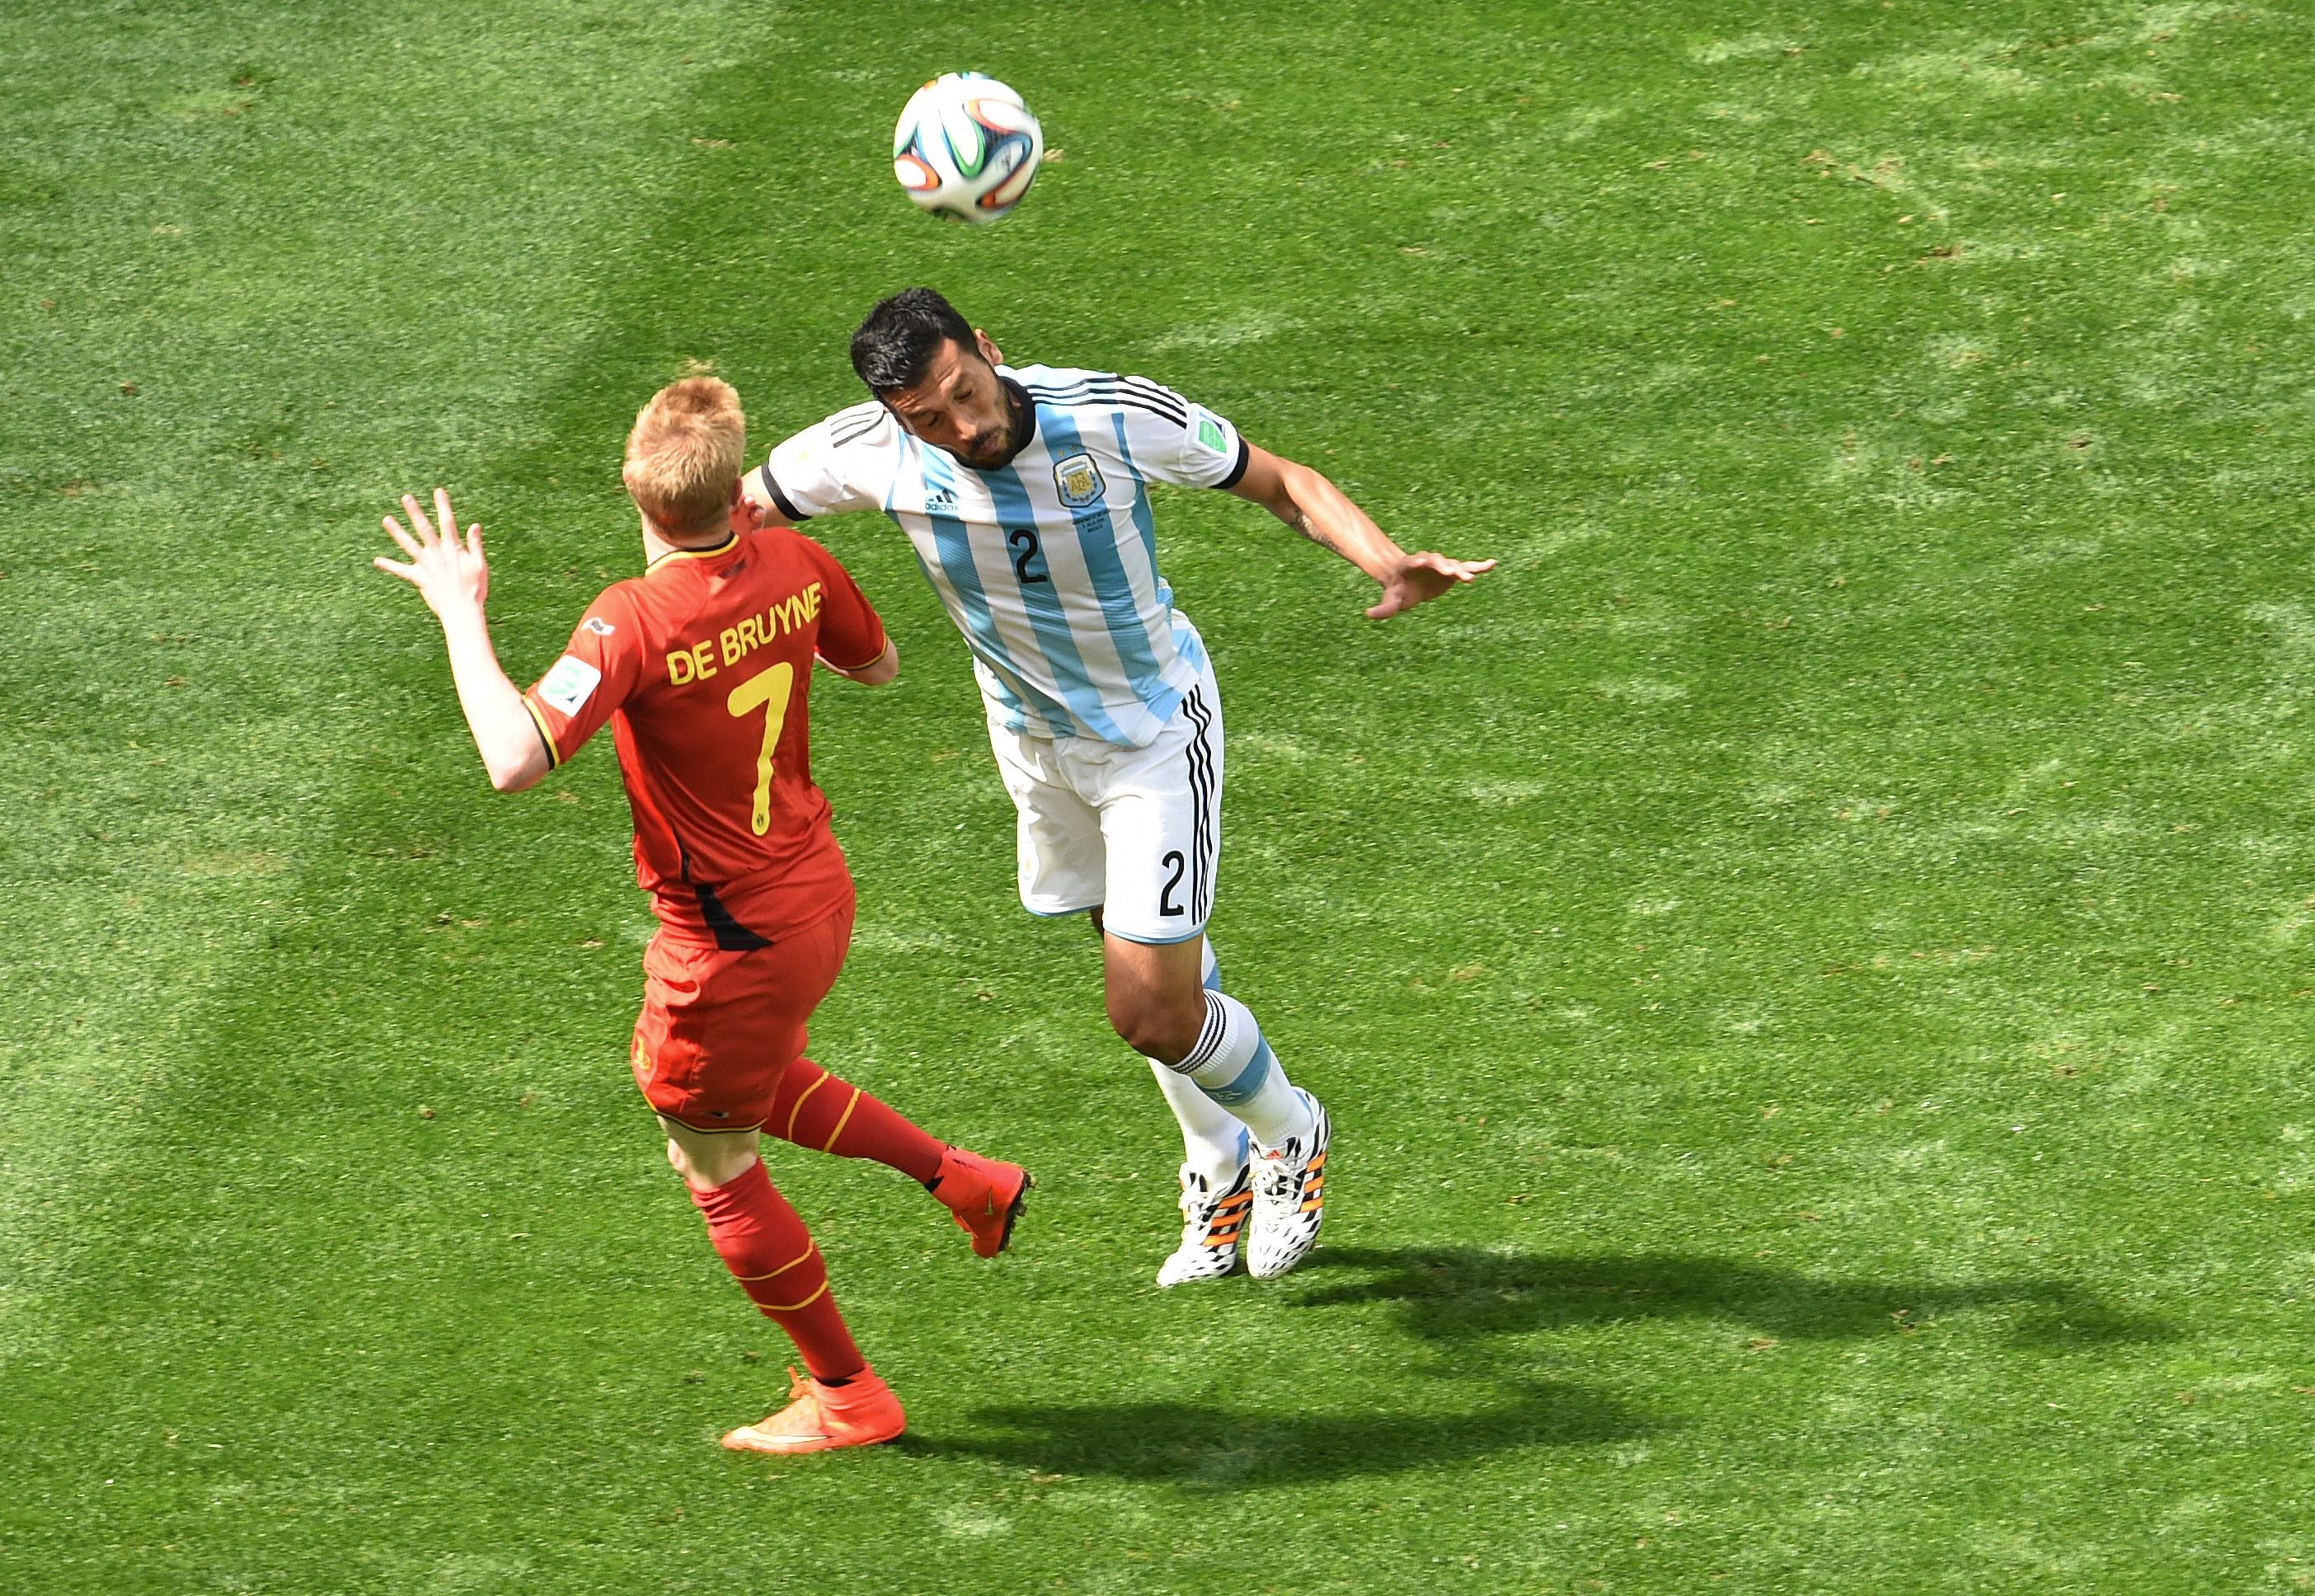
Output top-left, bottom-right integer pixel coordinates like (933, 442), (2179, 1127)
(974, 326), (1006, 368)
(728, 476), (765, 533)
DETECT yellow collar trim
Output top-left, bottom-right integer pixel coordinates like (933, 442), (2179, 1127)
(647, 533), (740, 571)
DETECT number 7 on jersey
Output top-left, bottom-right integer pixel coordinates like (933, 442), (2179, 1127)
(726, 661), (795, 836)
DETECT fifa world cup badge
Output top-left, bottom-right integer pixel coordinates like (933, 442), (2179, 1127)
(1053, 452), (1106, 510)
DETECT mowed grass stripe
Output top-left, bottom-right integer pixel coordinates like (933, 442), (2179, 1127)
(0, 0), (737, 1278)
(0, 4), (793, 1583)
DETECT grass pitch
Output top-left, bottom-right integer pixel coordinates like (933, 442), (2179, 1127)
(5, 2), (2313, 1591)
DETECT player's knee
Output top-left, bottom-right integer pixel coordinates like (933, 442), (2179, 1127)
(1109, 989), (1204, 1065)
(666, 1134), (754, 1192)
(665, 1136), (710, 1189)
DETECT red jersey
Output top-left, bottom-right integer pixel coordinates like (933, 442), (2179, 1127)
(520, 527), (887, 948)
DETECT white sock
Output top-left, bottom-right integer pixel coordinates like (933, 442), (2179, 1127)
(1148, 1058), (1249, 1185)
(1171, 988), (1316, 1153)
(1143, 940), (1247, 1184)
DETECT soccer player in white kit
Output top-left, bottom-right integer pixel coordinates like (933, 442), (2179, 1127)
(744, 289), (1494, 1284)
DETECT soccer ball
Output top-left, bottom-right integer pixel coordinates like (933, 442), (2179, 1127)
(892, 73), (1044, 223)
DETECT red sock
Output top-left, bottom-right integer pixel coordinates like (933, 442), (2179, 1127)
(768, 1058), (945, 1186)
(689, 1160), (864, 1382)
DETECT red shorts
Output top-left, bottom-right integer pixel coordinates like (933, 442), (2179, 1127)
(629, 893), (855, 1133)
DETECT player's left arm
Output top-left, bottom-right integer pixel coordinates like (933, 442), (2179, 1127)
(1225, 445), (1496, 621)
(374, 489), (550, 793)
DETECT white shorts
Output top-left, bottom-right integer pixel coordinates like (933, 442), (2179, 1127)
(987, 660), (1223, 946)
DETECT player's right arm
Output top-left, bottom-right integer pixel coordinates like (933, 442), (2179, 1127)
(738, 470), (793, 528)
(741, 408), (894, 529)
(734, 449), (901, 684)
(798, 533), (899, 686)
(819, 636), (899, 686)
(375, 490), (549, 793)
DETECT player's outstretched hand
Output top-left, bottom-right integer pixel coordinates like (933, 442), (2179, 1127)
(375, 489), (490, 619)
(1369, 550), (1496, 621)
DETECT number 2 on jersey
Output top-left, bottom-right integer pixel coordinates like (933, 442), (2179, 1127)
(1007, 527), (1049, 584)
(725, 661), (795, 836)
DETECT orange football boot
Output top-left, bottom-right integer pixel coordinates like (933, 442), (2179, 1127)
(933, 1145), (1031, 1258)
(720, 1365), (905, 1455)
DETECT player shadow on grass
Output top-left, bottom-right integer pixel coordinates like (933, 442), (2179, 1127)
(924, 1378), (1652, 1488)
(1287, 1246), (2176, 1347)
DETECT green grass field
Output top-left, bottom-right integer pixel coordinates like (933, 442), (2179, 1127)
(6, 1), (2314, 1590)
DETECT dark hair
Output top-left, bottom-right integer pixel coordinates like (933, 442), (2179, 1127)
(851, 288), (978, 395)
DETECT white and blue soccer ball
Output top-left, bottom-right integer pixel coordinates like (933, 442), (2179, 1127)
(892, 72), (1043, 224)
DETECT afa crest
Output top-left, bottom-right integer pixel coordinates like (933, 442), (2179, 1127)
(1052, 451), (1106, 510)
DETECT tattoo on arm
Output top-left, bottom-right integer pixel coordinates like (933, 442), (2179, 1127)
(1284, 505), (1345, 556)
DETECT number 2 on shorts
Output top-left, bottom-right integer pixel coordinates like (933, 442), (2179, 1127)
(725, 661), (796, 835)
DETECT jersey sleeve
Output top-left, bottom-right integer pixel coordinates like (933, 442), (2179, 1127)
(758, 406), (890, 522)
(520, 588), (646, 768)
(1119, 378), (1251, 491)
(798, 536), (890, 671)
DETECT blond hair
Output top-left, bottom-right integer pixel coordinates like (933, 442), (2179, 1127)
(622, 377), (745, 534)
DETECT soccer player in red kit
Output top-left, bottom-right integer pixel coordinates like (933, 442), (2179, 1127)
(373, 377), (1028, 1454)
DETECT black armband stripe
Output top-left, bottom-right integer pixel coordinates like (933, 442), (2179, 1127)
(1216, 435), (1251, 491)
(521, 697), (564, 769)
(758, 462), (809, 522)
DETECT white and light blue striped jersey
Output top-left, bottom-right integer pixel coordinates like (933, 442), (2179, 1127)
(758, 364), (1251, 747)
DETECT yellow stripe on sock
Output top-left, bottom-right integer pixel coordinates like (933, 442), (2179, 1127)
(820, 1087), (862, 1153)
(735, 1242), (817, 1283)
(782, 1068), (829, 1142)
(754, 1279), (830, 1315)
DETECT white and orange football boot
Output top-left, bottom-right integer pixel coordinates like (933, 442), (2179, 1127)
(1247, 1091), (1328, 1279)
(1156, 1162), (1254, 1287)
(720, 1365), (905, 1455)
